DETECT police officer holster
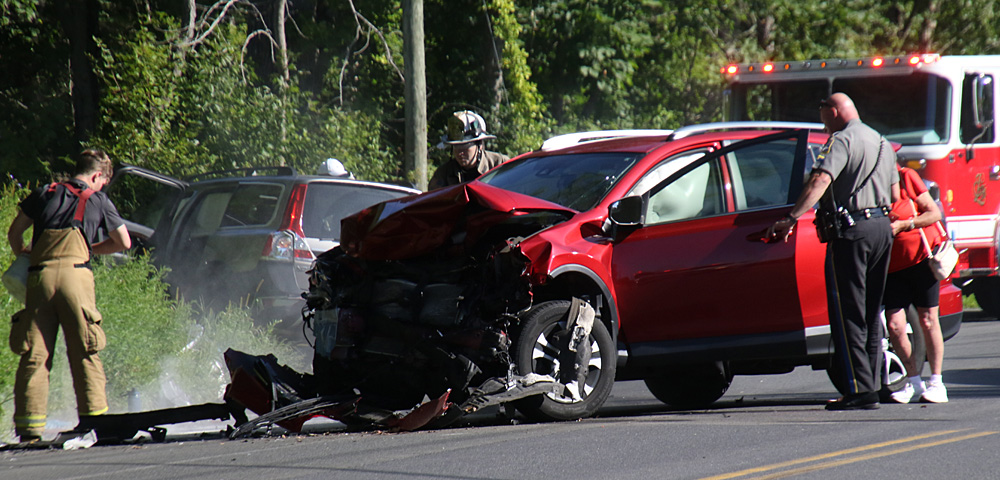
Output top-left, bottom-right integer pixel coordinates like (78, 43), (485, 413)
(12, 187), (108, 439)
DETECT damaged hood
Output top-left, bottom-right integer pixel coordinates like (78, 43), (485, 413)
(340, 182), (577, 260)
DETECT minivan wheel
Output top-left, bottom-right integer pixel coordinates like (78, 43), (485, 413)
(879, 349), (908, 401)
(643, 362), (732, 409)
(880, 305), (925, 399)
(513, 300), (616, 421)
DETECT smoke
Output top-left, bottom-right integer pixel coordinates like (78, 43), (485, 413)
(124, 312), (311, 424)
(0, 308), (310, 443)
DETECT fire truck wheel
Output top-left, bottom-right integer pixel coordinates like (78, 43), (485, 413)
(970, 277), (1000, 318)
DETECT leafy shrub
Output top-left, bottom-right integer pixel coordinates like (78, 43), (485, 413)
(91, 255), (191, 409)
(0, 182), (28, 440)
(93, 16), (407, 189)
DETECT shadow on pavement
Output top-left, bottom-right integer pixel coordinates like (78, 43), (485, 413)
(962, 308), (997, 323)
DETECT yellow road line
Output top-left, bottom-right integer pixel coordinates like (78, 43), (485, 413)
(701, 429), (992, 480)
(748, 431), (997, 480)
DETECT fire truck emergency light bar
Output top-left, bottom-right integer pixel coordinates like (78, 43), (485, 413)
(722, 53), (941, 77)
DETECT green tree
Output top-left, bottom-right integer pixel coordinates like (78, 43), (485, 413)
(0, 1), (78, 179)
(520, 0), (654, 128)
(5, 0), (1000, 187)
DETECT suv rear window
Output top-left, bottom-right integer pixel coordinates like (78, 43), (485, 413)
(220, 184), (284, 227)
(302, 183), (407, 240)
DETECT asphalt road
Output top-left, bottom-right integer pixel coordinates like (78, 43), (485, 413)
(4, 311), (999, 480)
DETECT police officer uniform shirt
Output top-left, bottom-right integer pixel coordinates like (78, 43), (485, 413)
(812, 118), (897, 211)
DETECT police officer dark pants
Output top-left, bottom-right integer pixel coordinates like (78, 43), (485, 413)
(826, 214), (893, 396)
(12, 227), (108, 438)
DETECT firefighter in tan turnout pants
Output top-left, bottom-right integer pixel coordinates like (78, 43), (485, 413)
(6, 149), (130, 443)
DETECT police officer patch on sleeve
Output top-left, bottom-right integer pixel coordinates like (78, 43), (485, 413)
(815, 136), (835, 165)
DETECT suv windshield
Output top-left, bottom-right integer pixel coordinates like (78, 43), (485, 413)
(729, 72), (951, 145)
(478, 152), (641, 211)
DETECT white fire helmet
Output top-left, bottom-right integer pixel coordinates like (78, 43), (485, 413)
(441, 110), (496, 146)
(317, 158), (353, 178)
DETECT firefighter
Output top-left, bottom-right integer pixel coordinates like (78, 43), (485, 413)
(428, 110), (509, 190)
(6, 149), (131, 443)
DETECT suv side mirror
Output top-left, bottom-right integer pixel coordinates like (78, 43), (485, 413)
(609, 196), (645, 226)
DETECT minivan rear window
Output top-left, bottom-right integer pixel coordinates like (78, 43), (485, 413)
(219, 184), (284, 227)
(302, 183), (412, 240)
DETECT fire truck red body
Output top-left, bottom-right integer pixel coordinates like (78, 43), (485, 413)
(723, 54), (1000, 315)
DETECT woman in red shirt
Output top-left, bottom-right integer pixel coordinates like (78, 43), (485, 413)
(885, 165), (948, 404)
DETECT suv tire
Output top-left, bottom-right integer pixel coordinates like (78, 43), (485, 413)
(513, 300), (616, 421)
(643, 362), (732, 409)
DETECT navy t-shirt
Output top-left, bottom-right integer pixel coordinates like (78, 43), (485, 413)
(19, 179), (125, 246)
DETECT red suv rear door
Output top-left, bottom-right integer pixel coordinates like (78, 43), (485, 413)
(611, 130), (823, 352)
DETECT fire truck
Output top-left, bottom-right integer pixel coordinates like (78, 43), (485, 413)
(722, 54), (1000, 316)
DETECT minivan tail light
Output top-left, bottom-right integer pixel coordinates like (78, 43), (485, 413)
(263, 183), (314, 260)
(262, 230), (315, 261)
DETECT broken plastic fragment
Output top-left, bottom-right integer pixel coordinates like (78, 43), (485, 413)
(60, 430), (97, 450)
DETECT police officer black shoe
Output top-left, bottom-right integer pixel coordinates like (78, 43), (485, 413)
(825, 391), (880, 410)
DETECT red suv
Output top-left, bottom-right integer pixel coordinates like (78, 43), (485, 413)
(303, 123), (963, 422)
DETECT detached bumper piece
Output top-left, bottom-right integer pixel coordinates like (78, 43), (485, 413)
(223, 349), (559, 438)
(78, 403), (234, 444)
(0, 403), (234, 450)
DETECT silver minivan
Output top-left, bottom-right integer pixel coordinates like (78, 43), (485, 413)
(110, 165), (419, 334)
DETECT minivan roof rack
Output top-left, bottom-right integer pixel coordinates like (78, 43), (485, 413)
(185, 166), (298, 182)
(540, 129), (675, 151)
(670, 121), (825, 140)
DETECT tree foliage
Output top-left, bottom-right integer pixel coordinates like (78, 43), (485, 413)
(2, 0), (1000, 186)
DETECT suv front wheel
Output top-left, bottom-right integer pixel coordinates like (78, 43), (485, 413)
(513, 300), (616, 421)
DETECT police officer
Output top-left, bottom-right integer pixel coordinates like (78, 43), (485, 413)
(766, 93), (899, 410)
(428, 110), (509, 190)
(6, 149), (131, 442)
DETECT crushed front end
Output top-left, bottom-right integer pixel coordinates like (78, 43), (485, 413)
(224, 184), (578, 433)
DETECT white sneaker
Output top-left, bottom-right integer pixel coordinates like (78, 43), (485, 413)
(890, 380), (926, 404)
(921, 381), (949, 403)
(890, 382), (913, 403)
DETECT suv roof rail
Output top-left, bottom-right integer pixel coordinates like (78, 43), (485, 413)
(540, 129), (675, 151)
(185, 166), (298, 182)
(670, 121), (825, 140)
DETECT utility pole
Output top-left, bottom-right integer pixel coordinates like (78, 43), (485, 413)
(403, 0), (428, 191)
